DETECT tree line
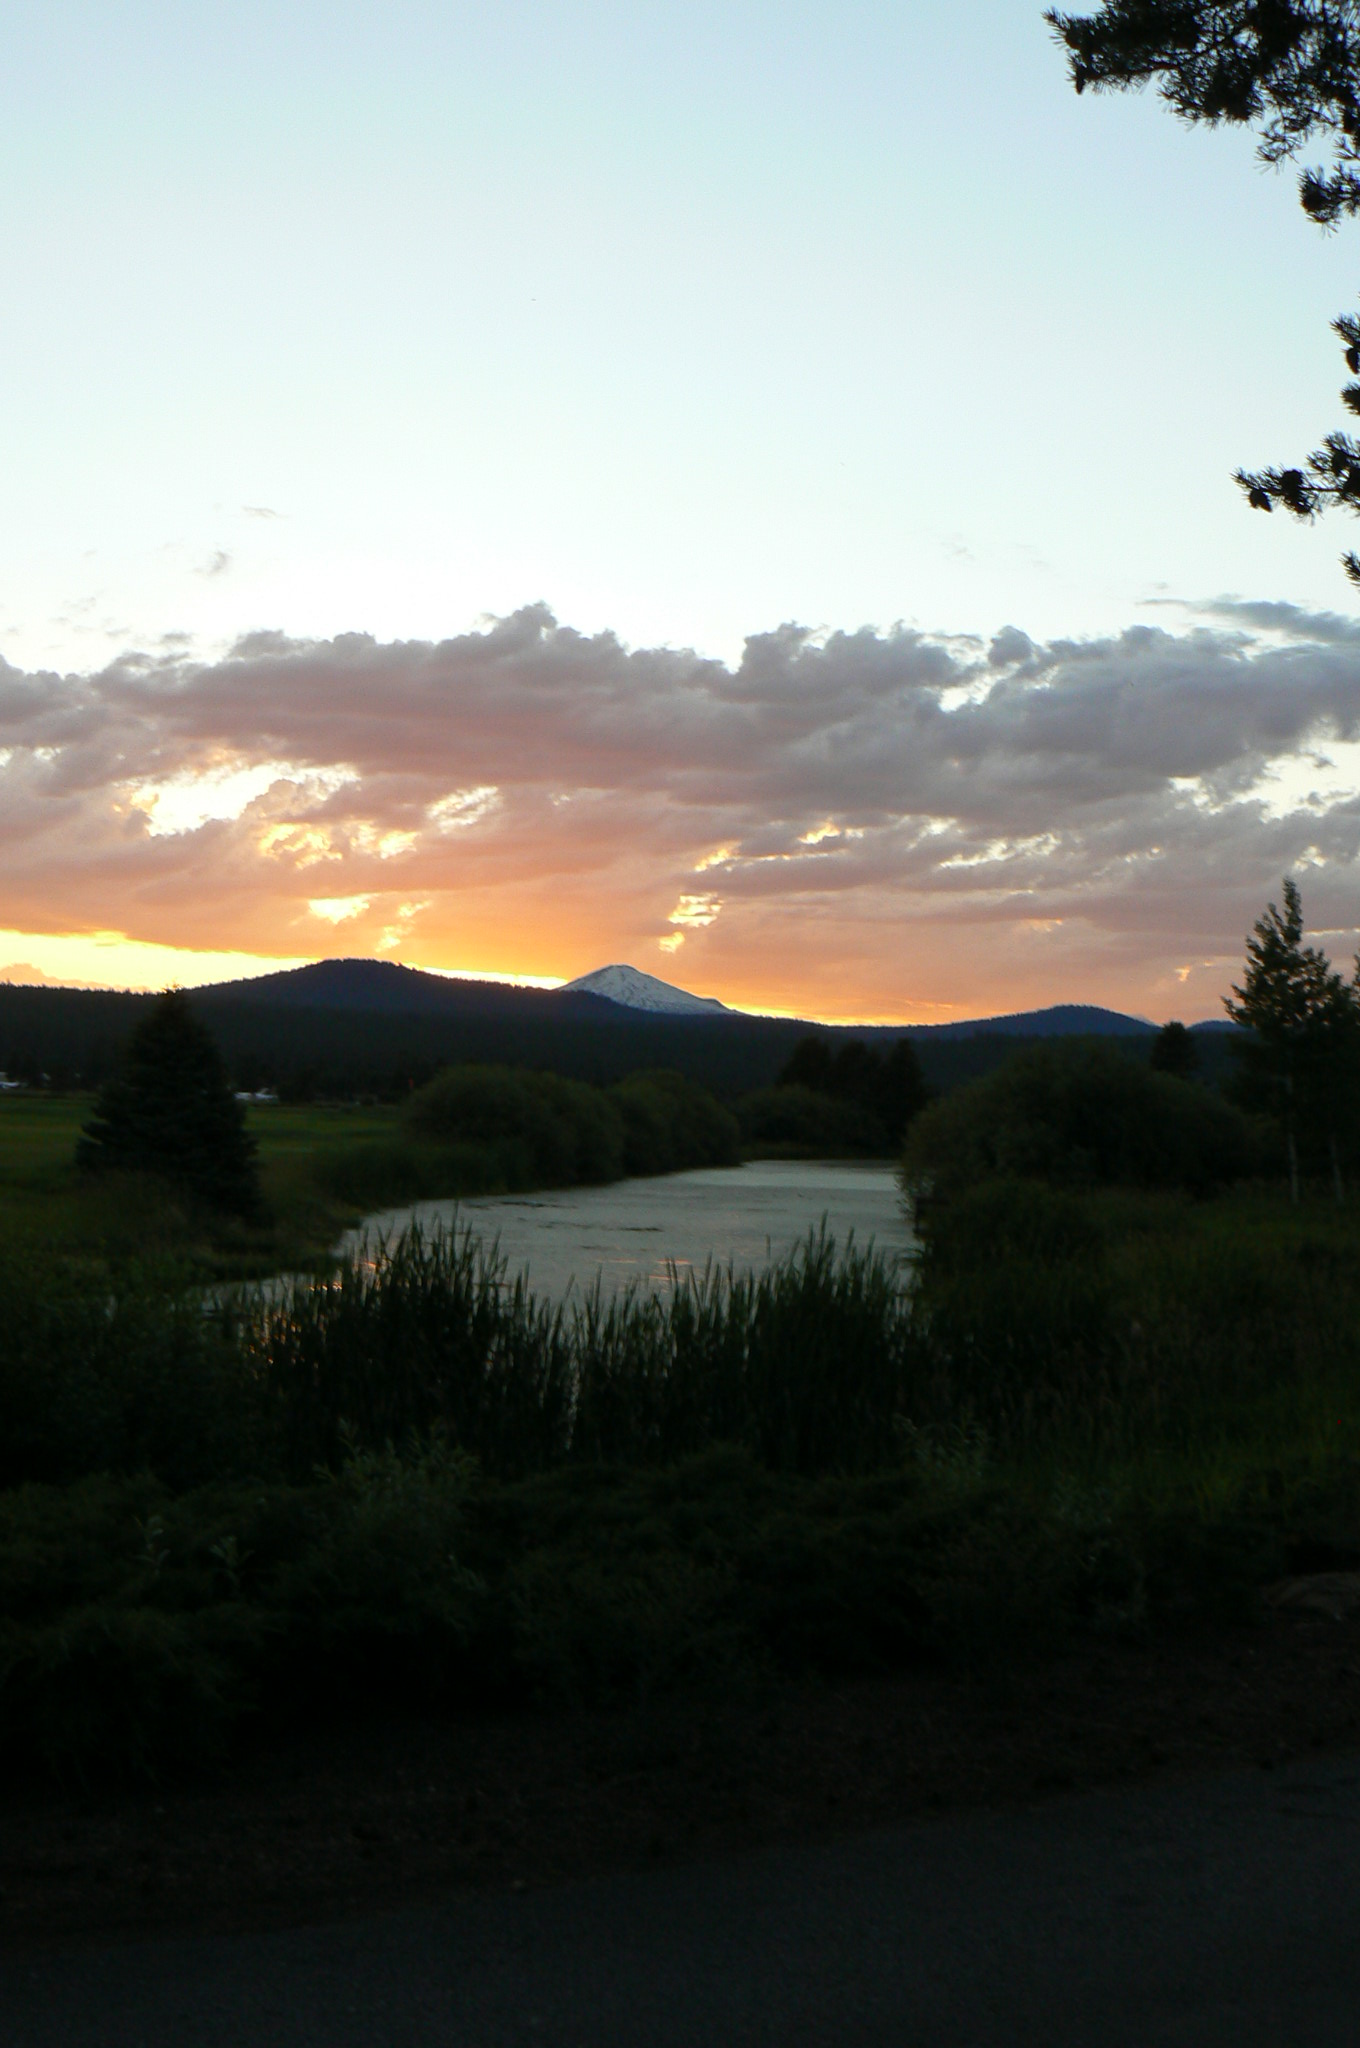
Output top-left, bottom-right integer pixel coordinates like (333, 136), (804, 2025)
(68, 879), (1360, 1216)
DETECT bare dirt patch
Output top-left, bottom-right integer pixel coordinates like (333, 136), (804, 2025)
(4, 1602), (1358, 1952)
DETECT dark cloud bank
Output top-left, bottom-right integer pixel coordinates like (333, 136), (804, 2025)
(2, 600), (1358, 1007)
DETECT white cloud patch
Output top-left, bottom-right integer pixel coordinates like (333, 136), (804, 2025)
(668, 893), (722, 929)
(308, 895), (370, 924)
(377, 899), (431, 952)
(132, 760), (357, 837)
(1243, 739), (1360, 820)
(132, 761), (290, 837)
(428, 785), (500, 833)
(351, 823), (419, 860)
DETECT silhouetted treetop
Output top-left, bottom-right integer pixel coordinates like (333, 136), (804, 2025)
(1048, 1), (1360, 582)
(1049, 3), (1360, 171)
(776, 1033), (928, 1147)
(1150, 1018), (1201, 1077)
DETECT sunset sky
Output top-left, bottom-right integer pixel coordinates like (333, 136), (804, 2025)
(5, 0), (1360, 1022)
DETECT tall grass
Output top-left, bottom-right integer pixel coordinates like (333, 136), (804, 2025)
(911, 1179), (1360, 1471)
(7, 1191), (1360, 1775)
(243, 1225), (921, 1480)
(10, 1186), (1360, 1496)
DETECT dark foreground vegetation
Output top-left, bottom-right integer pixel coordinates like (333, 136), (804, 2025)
(4, 1173), (1360, 1781)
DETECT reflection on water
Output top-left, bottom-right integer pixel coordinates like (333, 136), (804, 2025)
(337, 1159), (912, 1300)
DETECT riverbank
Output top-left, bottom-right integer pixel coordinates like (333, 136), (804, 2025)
(0, 1095), (394, 1278)
(0, 1088), (763, 1283)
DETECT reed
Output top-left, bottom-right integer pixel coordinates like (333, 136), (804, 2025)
(242, 1223), (922, 1480)
(6, 1191), (1360, 1776)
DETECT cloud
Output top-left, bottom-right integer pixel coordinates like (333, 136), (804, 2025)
(308, 895), (371, 924)
(198, 550), (232, 578)
(1174, 597), (1360, 646)
(3, 600), (1360, 1017)
(429, 786), (500, 833)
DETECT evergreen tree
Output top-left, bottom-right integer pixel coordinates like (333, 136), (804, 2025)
(778, 1035), (836, 1093)
(77, 989), (261, 1217)
(1150, 1019), (1200, 1079)
(877, 1037), (930, 1145)
(1224, 878), (1359, 1200)
(1049, 1), (1360, 584)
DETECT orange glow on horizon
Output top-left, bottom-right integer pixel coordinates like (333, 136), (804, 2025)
(0, 926), (1205, 1027)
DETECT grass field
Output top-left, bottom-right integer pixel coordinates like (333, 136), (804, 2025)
(0, 1066), (745, 1278)
(0, 1094), (395, 1275)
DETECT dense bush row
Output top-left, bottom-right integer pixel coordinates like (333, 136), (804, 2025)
(6, 1440), (1316, 1777)
(737, 1084), (887, 1156)
(903, 1041), (1258, 1201)
(314, 1064), (740, 1210)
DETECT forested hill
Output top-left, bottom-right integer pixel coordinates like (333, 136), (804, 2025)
(200, 960), (1157, 1040)
(0, 961), (1231, 1101)
(917, 1002), (1152, 1040)
(202, 958), (617, 1019)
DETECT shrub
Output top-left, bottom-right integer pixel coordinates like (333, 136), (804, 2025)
(0, 1443), (483, 1774)
(0, 1254), (266, 1491)
(920, 1175), (1107, 1275)
(404, 1065), (625, 1186)
(738, 1084), (884, 1154)
(610, 1070), (740, 1175)
(903, 1039), (1256, 1203)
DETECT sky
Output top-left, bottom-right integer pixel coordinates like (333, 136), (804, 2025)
(4, 0), (1360, 1021)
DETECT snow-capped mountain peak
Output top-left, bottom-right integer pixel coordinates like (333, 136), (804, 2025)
(562, 963), (728, 1015)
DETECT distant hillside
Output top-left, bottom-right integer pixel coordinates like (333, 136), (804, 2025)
(205, 958), (605, 1019)
(909, 1002), (1153, 1042)
(0, 958), (1241, 1103)
(201, 959), (1158, 1039)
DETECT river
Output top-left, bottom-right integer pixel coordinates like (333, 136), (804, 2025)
(336, 1158), (911, 1301)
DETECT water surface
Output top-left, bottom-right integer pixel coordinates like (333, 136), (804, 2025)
(338, 1159), (911, 1300)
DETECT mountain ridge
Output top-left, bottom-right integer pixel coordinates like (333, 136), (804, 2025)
(0, 962), (1242, 1102)
(193, 957), (1200, 1038)
(560, 963), (727, 1015)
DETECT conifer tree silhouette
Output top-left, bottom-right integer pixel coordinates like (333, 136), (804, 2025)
(1224, 877), (1360, 1201)
(77, 989), (261, 1217)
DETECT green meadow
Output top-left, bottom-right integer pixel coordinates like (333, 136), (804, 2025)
(0, 1094), (390, 1276)
(0, 1059), (743, 1279)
